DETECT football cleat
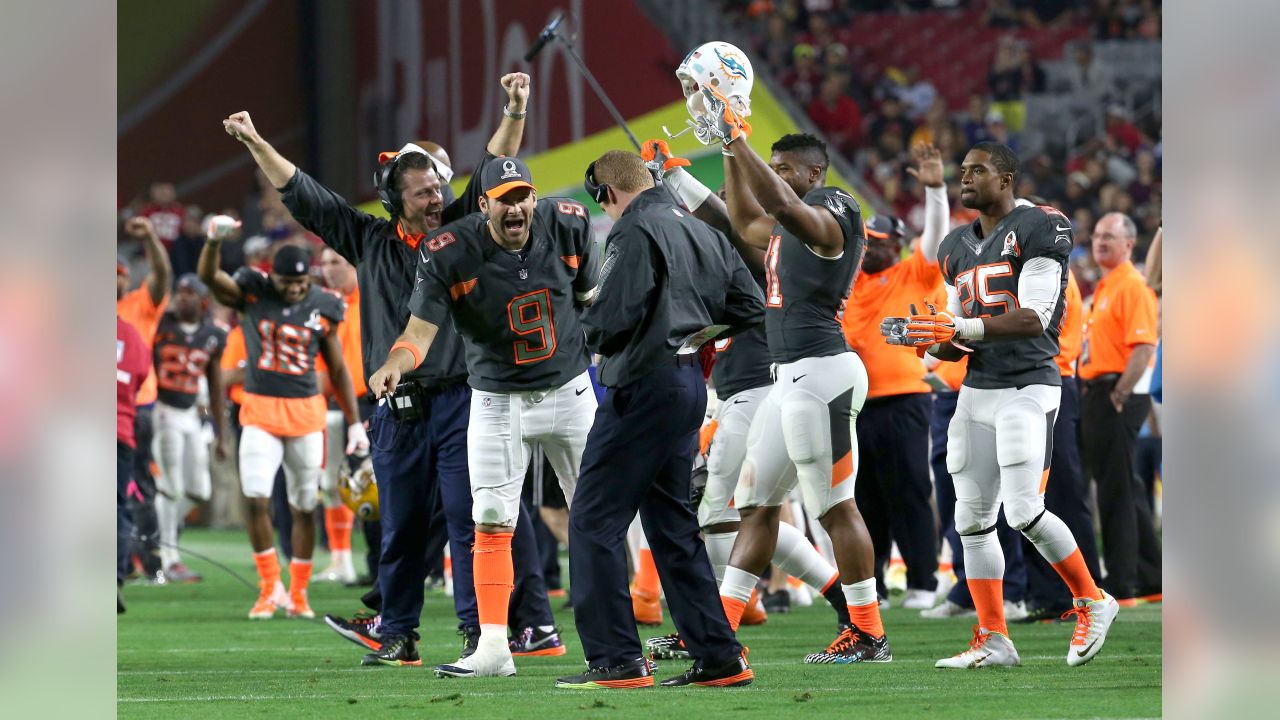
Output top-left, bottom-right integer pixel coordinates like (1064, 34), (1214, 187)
(164, 562), (203, 584)
(361, 634), (422, 667)
(645, 632), (690, 660)
(287, 589), (315, 619)
(556, 657), (655, 690)
(901, 589), (935, 610)
(324, 610), (383, 651)
(921, 600), (977, 619)
(740, 588), (768, 626)
(435, 637), (516, 678)
(1064, 591), (1120, 666)
(804, 627), (892, 664)
(935, 626), (1021, 669)
(459, 626), (480, 659)
(631, 587), (663, 626)
(762, 589), (791, 614)
(248, 580), (291, 620)
(316, 561), (357, 585)
(509, 626), (567, 657)
(1016, 604), (1071, 623)
(660, 648), (753, 687)
(1004, 599), (1029, 622)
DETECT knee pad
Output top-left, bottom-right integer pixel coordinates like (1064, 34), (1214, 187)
(471, 488), (517, 527)
(288, 479), (320, 513)
(945, 418), (969, 475)
(780, 398), (831, 468)
(995, 398), (1043, 469)
(953, 498), (997, 537)
(1003, 491), (1046, 530)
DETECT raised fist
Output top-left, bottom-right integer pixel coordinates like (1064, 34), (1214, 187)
(223, 111), (261, 145)
(501, 73), (531, 111)
(124, 216), (155, 239)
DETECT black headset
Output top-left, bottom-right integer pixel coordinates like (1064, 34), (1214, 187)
(583, 161), (610, 205)
(375, 150), (443, 218)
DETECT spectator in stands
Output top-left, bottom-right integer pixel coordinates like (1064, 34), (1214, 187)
(169, 205), (205, 282)
(987, 36), (1029, 131)
(896, 65), (938, 121)
(141, 181), (184, 249)
(1012, 0), (1078, 28)
(822, 41), (853, 78)
(908, 98), (951, 150)
(808, 73), (863, 158)
(780, 44), (822, 107)
(803, 11), (836, 50)
(757, 14), (795, 71)
(983, 110), (1018, 153)
(981, 0), (1021, 29)
(959, 94), (992, 148)
(1127, 148), (1159, 205)
(1105, 105), (1146, 157)
(1057, 43), (1116, 108)
(869, 95), (911, 153)
(1061, 172), (1096, 217)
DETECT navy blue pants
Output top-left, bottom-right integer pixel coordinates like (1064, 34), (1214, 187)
(570, 360), (741, 669)
(930, 392), (1026, 606)
(118, 441), (135, 585)
(1021, 378), (1102, 610)
(855, 393), (938, 595)
(370, 385), (476, 638)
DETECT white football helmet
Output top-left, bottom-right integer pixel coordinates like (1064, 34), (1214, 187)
(675, 42), (753, 144)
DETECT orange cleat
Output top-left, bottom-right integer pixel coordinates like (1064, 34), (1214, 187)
(740, 588), (768, 626)
(288, 590), (315, 619)
(248, 580), (290, 620)
(632, 586), (663, 626)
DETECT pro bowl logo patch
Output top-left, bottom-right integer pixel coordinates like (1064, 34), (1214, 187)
(500, 160), (521, 179)
(715, 47), (749, 79)
(1001, 230), (1020, 258)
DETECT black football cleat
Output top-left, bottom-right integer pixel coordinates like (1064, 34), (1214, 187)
(660, 648), (753, 687)
(763, 589), (792, 614)
(360, 634), (422, 667)
(509, 626), (567, 656)
(325, 611), (383, 651)
(803, 627), (892, 664)
(459, 625), (480, 659)
(556, 657), (655, 689)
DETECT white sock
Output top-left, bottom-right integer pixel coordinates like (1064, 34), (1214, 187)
(960, 531), (1006, 580)
(719, 566), (758, 603)
(1019, 511), (1078, 565)
(841, 577), (877, 607)
(773, 521), (838, 590)
(156, 494), (180, 568)
(704, 532), (737, 584)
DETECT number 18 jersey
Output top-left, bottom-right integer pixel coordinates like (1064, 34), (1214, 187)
(233, 267), (345, 399)
(408, 198), (597, 392)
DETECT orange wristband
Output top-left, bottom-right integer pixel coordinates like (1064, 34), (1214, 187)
(390, 341), (423, 370)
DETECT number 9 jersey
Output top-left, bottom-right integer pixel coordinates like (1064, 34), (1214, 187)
(408, 198), (596, 392)
(233, 267), (346, 400)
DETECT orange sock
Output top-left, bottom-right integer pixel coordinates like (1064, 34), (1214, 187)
(474, 531), (514, 627)
(634, 549), (661, 598)
(721, 596), (746, 631)
(253, 548), (281, 586)
(967, 578), (1007, 636)
(324, 505), (354, 552)
(848, 602), (885, 638)
(1051, 549), (1104, 601)
(288, 559), (313, 597)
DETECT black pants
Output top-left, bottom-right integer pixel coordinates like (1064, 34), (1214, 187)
(570, 360), (741, 669)
(1022, 377), (1102, 610)
(118, 441), (136, 585)
(1081, 379), (1162, 599)
(855, 393), (938, 594)
(129, 405), (162, 575)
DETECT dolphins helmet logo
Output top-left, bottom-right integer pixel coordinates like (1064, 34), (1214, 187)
(715, 47), (749, 80)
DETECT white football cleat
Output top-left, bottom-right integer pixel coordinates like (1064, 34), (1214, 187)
(316, 562), (357, 584)
(1065, 591), (1120, 666)
(921, 600), (976, 619)
(1004, 599), (1028, 621)
(935, 627), (1021, 669)
(901, 589), (935, 610)
(434, 636), (516, 678)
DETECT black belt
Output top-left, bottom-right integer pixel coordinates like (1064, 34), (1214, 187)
(674, 354), (698, 367)
(1081, 373), (1121, 387)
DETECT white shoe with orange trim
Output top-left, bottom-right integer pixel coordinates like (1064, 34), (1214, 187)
(1064, 591), (1120, 666)
(935, 626), (1021, 669)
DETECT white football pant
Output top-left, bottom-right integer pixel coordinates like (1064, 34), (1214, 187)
(239, 425), (324, 513)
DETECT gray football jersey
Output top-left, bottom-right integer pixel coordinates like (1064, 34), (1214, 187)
(936, 204), (1071, 389)
(711, 265), (772, 398)
(234, 268), (345, 399)
(763, 186), (864, 364)
(408, 198), (596, 392)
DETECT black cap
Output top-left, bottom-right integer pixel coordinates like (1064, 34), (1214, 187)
(481, 157), (535, 199)
(272, 245), (311, 276)
(865, 215), (907, 241)
(176, 273), (209, 297)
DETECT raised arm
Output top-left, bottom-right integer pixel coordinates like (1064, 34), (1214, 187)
(722, 133), (843, 255)
(486, 73), (531, 158)
(223, 111), (297, 188)
(124, 217), (171, 304)
(906, 143), (949, 262)
(721, 146), (780, 252)
(196, 223), (243, 308)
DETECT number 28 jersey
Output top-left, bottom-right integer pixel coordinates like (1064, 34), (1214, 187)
(409, 198), (596, 392)
(936, 204), (1071, 389)
(762, 186), (865, 364)
(153, 315), (227, 409)
(233, 267), (345, 399)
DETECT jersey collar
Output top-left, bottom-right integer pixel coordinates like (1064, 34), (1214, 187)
(396, 222), (425, 250)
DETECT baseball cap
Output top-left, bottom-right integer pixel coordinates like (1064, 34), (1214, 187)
(865, 215), (906, 240)
(272, 244), (311, 277)
(176, 273), (209, 297)
(481, 157), (535, 199)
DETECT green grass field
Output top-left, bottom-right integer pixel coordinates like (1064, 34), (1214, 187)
(118, 529), (1161, 719)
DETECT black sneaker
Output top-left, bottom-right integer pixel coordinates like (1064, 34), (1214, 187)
(660, 648), (753, 687)
(459, 626), (480, 659)
(325, 611), (383, 651)
(763, 589), (792, 614)
(509, 626), (566, 656)
(645, 632), (690, 660)
(1016, 605), (1071, 623)
(556, 657), (655, 689)
(803, 627), (892, 664)
(361, 634), (422, 667)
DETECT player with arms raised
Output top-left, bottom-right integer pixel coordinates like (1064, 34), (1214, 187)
(690, 51), (891, 663)
(882, 142), (1119, 668)
(369, 157), (597, 678)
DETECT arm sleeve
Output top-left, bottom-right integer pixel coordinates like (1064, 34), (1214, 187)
(278, 169), (386, 264)
(920, 185), (949, 263)
(1017, 257), (1064, 331)
(717, 240), (766, 338)
(406, 246), (453, 326)
(581, 230), (656, 355)
(945, 282), (962, 316)
(442, 152), (497, 224)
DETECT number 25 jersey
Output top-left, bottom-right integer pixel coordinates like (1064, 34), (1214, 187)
(936, 204), (1071, 389)
(408, 198), (596, 392)
(233, 267), (345, 399)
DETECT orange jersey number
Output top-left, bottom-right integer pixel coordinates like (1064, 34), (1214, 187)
(156, 345), (210, 394)
(508, 289), (557, 364)
(256, 320), (314, 375)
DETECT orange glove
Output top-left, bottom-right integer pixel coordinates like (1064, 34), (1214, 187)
(641, 139), (691, 173)
(702, 86), (751, 146)
(698, 419), (719, 457)
(905, 302), (959, 346)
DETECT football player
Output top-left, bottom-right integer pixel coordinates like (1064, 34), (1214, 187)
(369, 156), (597, 678)
(698, 83), (891, 664)
(199, 239), (368, 619)
(883, 142), (1119, 668)
(151, 273), (228, 582)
